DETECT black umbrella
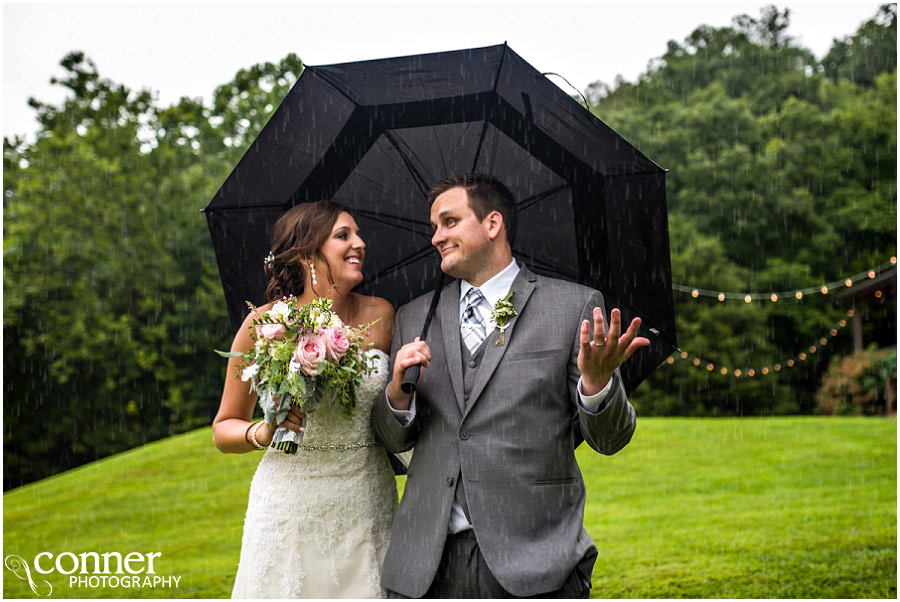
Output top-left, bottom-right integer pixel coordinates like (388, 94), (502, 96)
(204, 43), (676, 393)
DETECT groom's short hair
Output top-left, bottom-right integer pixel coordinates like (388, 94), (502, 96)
(427, 173), (517, 245)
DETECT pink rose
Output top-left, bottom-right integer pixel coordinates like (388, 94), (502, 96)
(260, 323), (286, 340)
(254, 324), (265, 339)
(323, 327), (351, 362)
(293, 333), (326, 376)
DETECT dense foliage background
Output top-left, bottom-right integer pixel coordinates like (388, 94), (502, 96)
(4, 5), (896, 488)
(589, 5), (897, 417)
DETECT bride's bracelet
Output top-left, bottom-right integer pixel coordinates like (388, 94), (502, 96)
(247, 422), (266, 450)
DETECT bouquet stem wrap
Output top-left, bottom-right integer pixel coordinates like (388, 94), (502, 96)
(271, 426), (302, 453)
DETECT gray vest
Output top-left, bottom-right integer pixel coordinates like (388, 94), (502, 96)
(456, 337), (488, 523)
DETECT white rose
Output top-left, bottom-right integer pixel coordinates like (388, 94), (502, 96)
(328, 313), (343, 328)
(270, 301), (290, 320)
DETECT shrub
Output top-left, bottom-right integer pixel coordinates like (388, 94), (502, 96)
(815, 345), (897, 415)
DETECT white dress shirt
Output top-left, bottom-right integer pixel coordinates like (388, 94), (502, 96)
(387, 258), (612, 532)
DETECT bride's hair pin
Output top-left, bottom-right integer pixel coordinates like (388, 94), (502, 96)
(309, 262), (318, 285)
(264, 251), (275, 268)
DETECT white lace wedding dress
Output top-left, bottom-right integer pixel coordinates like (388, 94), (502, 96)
(231, 349), (398, 598)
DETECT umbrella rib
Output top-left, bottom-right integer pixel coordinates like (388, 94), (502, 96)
(350, 208), (433, 240)
(470, 123), (490, 173)
(435, 121), (477, 177)
(380, 131), (431, 198)
(333, 147), (424, 202)
(204, 203), (291, 213)
(516, 184), (571, 214)
(368, 245), (439, 283)
(309, 67), (432, 201)
(603, 170), (666, 179)
(471, 43), (508, 172)
(257, 139), (314, 155)
(486, 123), (502, 173)
(350, 207), (430, 229)
(521, 255), (579, 280)
(452, 122), (476, 155)
(432, 127), (449, 177)
(495, 148), (541, 185)
(308, 66), (364, 108)
(435, 120), (472, 177)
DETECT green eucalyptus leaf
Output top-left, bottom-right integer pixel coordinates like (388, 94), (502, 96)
(214, 349), (245, 358)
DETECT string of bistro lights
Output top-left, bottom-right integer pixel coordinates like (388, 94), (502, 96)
(672, 257), (896, 302)
(665, 309), (857, 377)
(664, 256), (896, 377)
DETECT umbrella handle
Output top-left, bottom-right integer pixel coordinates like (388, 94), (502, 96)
(399, 271), (446, 396)
(400, 365), (420, 394)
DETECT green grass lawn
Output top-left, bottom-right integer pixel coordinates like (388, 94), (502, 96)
(3, 418), (896, 598)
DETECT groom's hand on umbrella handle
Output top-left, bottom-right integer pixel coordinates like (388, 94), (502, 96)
(387, 337), (431, 409)
(579, 307), (650, 396)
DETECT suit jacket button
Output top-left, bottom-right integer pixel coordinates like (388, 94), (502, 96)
(446, 476), (454, 486)
(464, 393), (469, 401)
(460, 430), (470, 440)
(468, 360), (477, 368)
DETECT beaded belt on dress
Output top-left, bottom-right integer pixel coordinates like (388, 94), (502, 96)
(295, 440), (378, 451)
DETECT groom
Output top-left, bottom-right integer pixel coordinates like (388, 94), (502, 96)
(372, 173), (647, 598)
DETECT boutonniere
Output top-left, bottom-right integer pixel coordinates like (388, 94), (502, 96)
(490, 292), (518, 346)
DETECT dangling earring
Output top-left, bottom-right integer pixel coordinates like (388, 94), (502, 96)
(309, 263), (318, 286)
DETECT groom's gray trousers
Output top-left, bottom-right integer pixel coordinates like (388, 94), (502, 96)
(387, 530), (590, 598)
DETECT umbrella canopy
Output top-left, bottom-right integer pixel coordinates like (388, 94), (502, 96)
(205, 43), (676, 393)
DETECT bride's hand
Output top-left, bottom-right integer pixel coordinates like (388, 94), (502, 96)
(253, 406), (307, 447)
(279, 404), (308, 435)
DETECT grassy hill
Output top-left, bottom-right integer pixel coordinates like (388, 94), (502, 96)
(3, 417), (896, 598)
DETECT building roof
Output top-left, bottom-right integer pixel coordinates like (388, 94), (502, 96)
(834, 267), (897, 303)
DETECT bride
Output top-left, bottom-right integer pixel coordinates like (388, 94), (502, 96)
(212, 201), (398, 598)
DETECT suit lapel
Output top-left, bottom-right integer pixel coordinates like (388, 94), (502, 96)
(463, 266), (537, 420)
(438, 279), (466, 415)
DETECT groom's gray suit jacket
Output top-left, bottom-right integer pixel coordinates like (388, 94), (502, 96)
(372, 265), (636, 598)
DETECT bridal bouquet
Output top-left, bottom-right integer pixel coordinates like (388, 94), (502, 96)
(217, 297), (376, 454)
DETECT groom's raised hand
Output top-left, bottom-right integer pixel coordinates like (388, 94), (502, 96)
(579, 307), (650, 396)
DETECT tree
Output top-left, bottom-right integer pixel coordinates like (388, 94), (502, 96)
(602, 6), (817, 113)
(3, 52), (304, 488)
(822, 4), (897, 86)
(592, 5), (896, 417)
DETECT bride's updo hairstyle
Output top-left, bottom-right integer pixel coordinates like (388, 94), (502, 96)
(264, 200), (347, 302)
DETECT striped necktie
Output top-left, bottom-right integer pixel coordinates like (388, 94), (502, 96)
(461, 287), (488, 354)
